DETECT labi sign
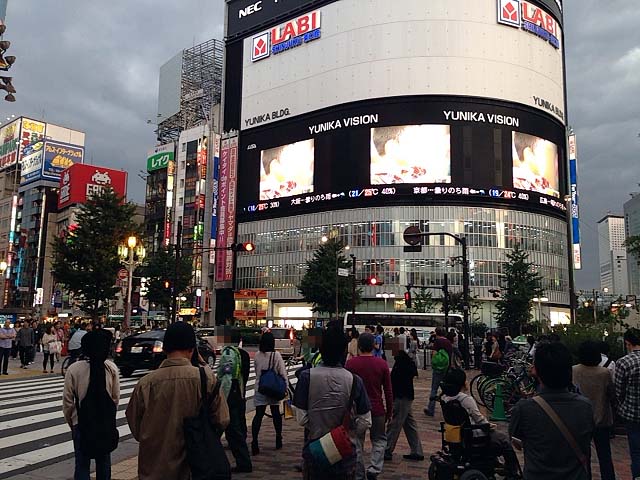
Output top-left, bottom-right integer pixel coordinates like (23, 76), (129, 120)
(147, 143), (175, 172)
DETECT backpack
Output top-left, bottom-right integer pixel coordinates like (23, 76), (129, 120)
(75, 362), (119, 458)
(432, 349), (450, 374)
(217, 346), (243, 399)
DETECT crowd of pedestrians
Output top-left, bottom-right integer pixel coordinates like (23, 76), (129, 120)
(4, 319), (630, 480)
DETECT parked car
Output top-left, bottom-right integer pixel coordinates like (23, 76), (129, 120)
(114, 329), (216, 377)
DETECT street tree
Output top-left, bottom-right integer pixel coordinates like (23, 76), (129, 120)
(52, 188), (138, 321)
(441, 291), (482, 322)
(495, 245), (543, 336)
(143, 247), (193, 317)
(298, 238), (361, 317)
(411, 288), (436, 313)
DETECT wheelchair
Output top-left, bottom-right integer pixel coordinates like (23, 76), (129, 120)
(428, 398), (503, 480)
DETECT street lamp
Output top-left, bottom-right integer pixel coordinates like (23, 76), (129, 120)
(533, 296), (549, 327)
(119, 235), (145, 331)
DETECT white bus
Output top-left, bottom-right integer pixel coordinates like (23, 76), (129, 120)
(343, 312), (463, 341)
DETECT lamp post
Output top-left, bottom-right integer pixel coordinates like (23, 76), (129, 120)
(119, 236), (145, 331)
(376, 292), (396, 312)
(533, 296), (549, 328)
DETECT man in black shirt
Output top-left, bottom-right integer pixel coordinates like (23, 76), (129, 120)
(510, 342), (594, 479)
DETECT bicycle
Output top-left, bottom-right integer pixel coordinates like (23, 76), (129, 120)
(61, 352), (84, 377)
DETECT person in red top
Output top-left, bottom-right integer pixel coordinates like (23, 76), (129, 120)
(346, 333), (393, 480)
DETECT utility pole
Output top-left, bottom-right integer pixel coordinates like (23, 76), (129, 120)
(350, 254), (356, 328)
(171, 221), (182, 323)
(442, 273), (450, 329)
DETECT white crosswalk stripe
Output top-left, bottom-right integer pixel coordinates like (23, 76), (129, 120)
(0, 360), (301, 479)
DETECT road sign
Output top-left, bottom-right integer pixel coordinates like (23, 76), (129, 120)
(403, 226), (422, 246)
(338, 268), (350, 277)
(117, 268), (128, 280)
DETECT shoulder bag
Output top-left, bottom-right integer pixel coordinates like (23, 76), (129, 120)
(304, 373), (358, 468)
(184, 367), (231, 480)
(532, 396), (589, 475)
(258, 352), (287, 400)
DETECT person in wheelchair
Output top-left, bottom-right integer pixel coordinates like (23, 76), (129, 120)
(440, 369), (521, 479)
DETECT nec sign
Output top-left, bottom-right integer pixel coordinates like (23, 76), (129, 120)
(239, 1), (262, 18)
(252, 10), (321, 62)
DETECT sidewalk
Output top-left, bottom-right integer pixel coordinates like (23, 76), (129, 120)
(104, 369), (632, 480)
(0, 351), (54, 380)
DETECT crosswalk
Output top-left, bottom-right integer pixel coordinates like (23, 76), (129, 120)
(0, 360), (301, 479)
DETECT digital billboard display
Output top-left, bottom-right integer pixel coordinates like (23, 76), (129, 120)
(235, 96), (567, 221)
(260, 139), (314, 200)
(371, 125), (451, 185)
(512, 132), (559, 198)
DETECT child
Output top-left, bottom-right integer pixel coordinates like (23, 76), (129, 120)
(441, 369), (521, 480)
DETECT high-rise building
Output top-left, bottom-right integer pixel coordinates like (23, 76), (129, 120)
(219, 0), (573, 327)
(597, 214), (629, 295)
(144, 39), (223, 325)
(624, 193), (640, 297)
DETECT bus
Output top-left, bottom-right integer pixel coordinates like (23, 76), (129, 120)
(344, 312), (463, 341)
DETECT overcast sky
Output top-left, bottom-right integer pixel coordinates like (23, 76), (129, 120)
(3, 1), (638, 289)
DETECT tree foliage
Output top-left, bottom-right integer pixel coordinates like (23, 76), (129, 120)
(441, 291), (483, 322)
(142, 247), (193, 315)
(298, 238), (361, 316)
(625, 235), (640, 258)
(495, 245), (543, 336)
(411, 288), (436, 313)
(52, 189), (138, 320)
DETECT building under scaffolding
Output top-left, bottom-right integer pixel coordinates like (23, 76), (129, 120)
(155, 38), (224, 144)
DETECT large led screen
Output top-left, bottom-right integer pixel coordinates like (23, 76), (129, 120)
(260, 139), (314, 200)
(512, 132), (559, 198)
(371, 125), (451, 185)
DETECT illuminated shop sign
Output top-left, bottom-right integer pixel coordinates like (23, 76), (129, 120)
(498, 0), (561, 49)
(252, 10), (321, 62)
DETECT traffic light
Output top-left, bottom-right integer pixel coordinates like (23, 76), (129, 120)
(404, 289), (412, 309)
(231, 242), (255, 252)
(0, 26), (16, 102)
(363, 276), (383, 286)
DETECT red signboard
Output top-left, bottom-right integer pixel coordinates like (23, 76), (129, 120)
(215, 135), (239, 283)
(58, 163), (128, 209)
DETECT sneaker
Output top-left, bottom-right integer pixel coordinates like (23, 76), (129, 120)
(384, 452), (393, 461)
(403, 454), (425, 461)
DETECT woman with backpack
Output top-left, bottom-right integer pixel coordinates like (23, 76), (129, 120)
(63, 330), (119, 480)
(252, 331), (287, 455)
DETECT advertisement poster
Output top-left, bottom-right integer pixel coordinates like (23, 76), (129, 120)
(215, 135), (239, 283)
(20, 147), (45, 184)
(371, 125), (451, 184)
(147, 143), (174, 172)
(512, 132), (559, 198)
(569, 134), (581, 270)
(0, 119), (20, 170)
(19, 118), (46, 160)
(42, 141), (84, 180)
(58, 164), (127, 209)
(260, 139), (314, 200)
(210, 134), (221, 264)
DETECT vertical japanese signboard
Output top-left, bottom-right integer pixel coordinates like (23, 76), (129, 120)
(210, 134), (221, 264)
(569, 134), (581, 270)
(215, 134), (239, 283)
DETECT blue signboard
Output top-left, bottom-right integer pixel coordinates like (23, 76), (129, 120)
(568, 134), (581, 270)
(42, 141), (84, 180)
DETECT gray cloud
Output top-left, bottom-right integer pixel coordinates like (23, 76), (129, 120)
(3, 1), (637, 290)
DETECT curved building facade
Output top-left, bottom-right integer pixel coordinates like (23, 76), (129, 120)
(220, 0), (570, 325)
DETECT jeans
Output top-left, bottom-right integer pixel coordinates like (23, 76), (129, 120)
(72, 426), (111, 480)
(226, 396), (252, 470)
(385, 398), (423, 456)
(593, 427), (616, 480)
(43, 351), (55, 371)
(626, 421), (640, 479)
(356, 415), (387, 479)
(0, 347), (9, 373)
(426, 370), (446, 415)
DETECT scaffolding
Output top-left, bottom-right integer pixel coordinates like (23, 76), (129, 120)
(156, 38), (224, 144)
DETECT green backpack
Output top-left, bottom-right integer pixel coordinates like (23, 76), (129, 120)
(432, 349), (450, 374)
(217, 346), (243, 398)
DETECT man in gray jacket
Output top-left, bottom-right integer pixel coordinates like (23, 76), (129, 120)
(16, 321), (33, 368)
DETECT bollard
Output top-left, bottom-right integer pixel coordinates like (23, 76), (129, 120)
(423, 348), (427, 370)
(490, 382), (508, 421)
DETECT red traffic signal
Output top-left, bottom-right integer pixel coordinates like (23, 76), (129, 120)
(163, 280), (171, 289)
(404, 290), (412, 308)
(363, 276), (383, 286)
(232, 242), (255, 252)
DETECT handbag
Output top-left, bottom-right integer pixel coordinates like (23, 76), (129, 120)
(532, 396), (590, 475)
(184, 367), (231, 480)
(49, 340), (61, 354)
(304, 374), (358, 468)
(258, 353), (287, 400)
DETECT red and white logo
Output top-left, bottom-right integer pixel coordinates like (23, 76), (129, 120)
(252, 32), (270, 62)
(498, 0), (521, 27)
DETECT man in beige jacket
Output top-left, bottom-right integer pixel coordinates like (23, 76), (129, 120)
(126, 322), (229, 480)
